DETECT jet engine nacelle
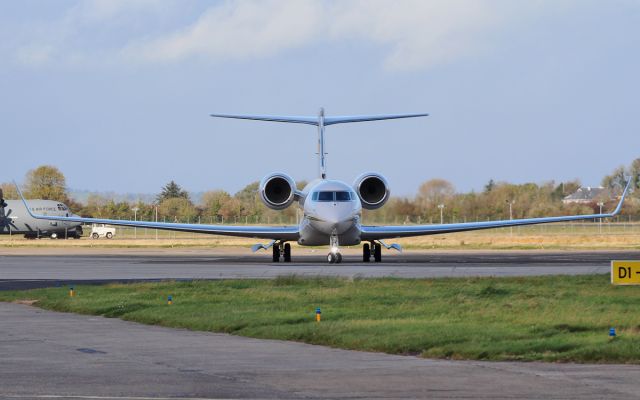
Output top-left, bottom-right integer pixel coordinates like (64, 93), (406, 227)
(259, 172), (297, 210)
(353, 172), (390, 210)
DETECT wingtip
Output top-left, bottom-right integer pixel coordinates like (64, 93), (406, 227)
(611, 177), (632, 216)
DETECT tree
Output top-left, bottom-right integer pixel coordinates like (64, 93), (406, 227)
(158, 197), (198, 222)
(201, 190), (231, 217)
(416, 178), (455, 211)
(417, 179), (455, 205)
(602, 166), (627, 191)
(24, 165), (68, 201)
(156, 180), (189, 203)
(218, 197), (242, 221)
(630, 158), (640, 191)
(484, 179), (495, 193)
(234, 181), (262, 218)
(0, 182), (18, 200)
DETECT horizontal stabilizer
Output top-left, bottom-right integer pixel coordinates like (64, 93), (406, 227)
(210, 113), (318, 125)
(324, 113), (429, 126)
(210, 112), (429, 126)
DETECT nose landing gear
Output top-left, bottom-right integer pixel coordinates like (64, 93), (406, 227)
(327, 252), (342, 264)
(327, 230), (342, 264)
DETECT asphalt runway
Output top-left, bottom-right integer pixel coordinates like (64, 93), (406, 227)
(2, 302), (640, 399)
(1, 250), (639, 290)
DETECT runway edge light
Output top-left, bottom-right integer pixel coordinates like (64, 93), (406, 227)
(167, 295), (173, 305)
(611, 260), (640, 285)
(316, 307), (321, 322)
(69, 286), (74, 297)
(609, 328), (616, 338)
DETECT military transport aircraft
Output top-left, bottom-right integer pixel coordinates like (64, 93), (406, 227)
(0, 189), (83, 238)
(17, 109), (631, 263)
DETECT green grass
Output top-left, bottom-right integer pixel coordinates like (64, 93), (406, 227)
(2, 274), (640, 363)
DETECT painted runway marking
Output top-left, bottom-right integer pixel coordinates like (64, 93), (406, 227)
(1, 395), (241, 400)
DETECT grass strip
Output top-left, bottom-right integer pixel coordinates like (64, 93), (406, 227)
(2, 274), (639, 363)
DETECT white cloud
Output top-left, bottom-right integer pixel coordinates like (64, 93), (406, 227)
(122, 0), (322, 63)
(328, 0), (501, 70)
(6, 0), (561, 70)
(7, 0), (178, 67)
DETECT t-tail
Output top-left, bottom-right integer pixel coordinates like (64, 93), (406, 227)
(210, 108), (429, 179)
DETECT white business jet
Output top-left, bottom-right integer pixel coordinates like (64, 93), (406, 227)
(17, 109), (631, 263)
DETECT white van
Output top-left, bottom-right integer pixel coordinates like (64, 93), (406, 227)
(90, 224), (116, 239)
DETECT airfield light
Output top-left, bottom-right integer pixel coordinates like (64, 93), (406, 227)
(69, 286), (75, 297)
(609, 327), (616, 338)
(316, 308), (321, 322)
(167, 295), (173, 305)
(597, 202), (604, 234)
(155, 205), (158, 240)
(132, 207), (140, 239)
(507, 200), (515, 236)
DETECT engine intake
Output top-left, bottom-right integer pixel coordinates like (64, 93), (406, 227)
(259, 173), (297, 210)
(353, 173), (390, 210)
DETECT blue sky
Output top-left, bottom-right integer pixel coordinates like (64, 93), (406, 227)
(1, 0), (639, 196)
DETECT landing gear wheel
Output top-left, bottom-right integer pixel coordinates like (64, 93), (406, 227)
(272, 245), (281, 262)
(363, 243), (371, 262)
(336, 253), (342, 263)
(374, 243), (382, 262)
(283, 243), (292, 262)
(328, 252), (342, 264)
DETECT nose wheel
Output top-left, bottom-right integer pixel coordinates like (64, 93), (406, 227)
(327, 252), (343, 264)
(327, 230), (342, 264)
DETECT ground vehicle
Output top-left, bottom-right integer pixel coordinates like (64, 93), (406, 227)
(90, 224), (116, 239)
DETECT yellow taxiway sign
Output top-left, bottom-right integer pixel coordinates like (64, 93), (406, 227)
(611, 261), (640, 285)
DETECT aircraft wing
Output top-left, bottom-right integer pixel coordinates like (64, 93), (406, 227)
(361, 179), (632, 241)
(15, 186), (299, 241)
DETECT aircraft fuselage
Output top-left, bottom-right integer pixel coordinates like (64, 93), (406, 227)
(0, 200), (83, 238)
(297, 179), (363, 246)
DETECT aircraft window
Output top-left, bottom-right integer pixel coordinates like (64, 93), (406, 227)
(317, 192), (334, 201)
(313, 191), (354, 202)
(335, 191), (351, 201)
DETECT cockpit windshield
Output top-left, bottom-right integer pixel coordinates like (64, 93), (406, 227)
(312, 191), (354, 202)
(318, 191), (334, 201)
(335, 191), (351, 201)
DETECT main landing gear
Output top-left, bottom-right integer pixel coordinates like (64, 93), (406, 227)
(363, 242), (382, 262)
(272, 242), (292, 262)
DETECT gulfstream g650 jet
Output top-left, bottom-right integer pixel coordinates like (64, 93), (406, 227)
(18, 109), (631, 263)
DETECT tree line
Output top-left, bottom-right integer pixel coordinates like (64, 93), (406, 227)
(2, 161), (639, 225)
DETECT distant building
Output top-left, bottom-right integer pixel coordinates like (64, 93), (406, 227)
(562, 187), (611, 204)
